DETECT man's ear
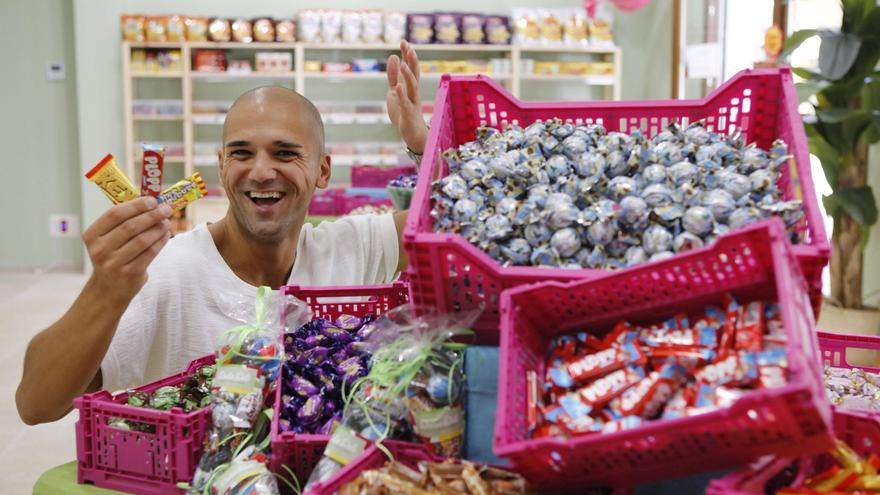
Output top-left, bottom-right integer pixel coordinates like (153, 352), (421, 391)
(316, 153), (331, 189)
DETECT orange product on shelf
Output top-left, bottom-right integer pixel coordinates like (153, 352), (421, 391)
(166, 15), (185, 41)
(185, 16), (209, 41)
(145, 16), (168, 42)
(275, 19), (296, 42)
(208, 18), (231, 42)
(534, 61), (562, 75)
(193, 50), (227, 72)
(121, 15), (145, 42)
(253, 18), (275, 42)
(231, 18), (253, 43)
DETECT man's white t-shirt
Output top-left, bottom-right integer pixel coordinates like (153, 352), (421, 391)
(101, 214), (400, 392)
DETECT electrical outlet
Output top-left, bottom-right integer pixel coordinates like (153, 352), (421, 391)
(49, 214), (79, 238)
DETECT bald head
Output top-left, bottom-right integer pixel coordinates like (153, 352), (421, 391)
(223, 86), (325, 152)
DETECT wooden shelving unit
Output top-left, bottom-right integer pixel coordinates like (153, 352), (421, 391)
(122, 40), (622, 229)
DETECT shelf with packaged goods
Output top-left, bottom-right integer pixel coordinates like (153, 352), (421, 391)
(188, 41), (298, 50)
(131, 71), (184, 78)
(331, 154), (401, 166)
(516, 45), (619, 55)
(519, 74), (616, 85)
(301, 42), (514, 52)
(192, 114), (226, 125)
(190, 71), (298, 80)
(303, 72), (511, 81)
(133, 114), (185, 121)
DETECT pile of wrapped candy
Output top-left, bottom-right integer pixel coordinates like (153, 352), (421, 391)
(279, 314), (379, 434)
(772, 440), (880, 494)
(109, 364), (214, 432)
(531, 297), (789, 438)
(388, 173), (419, 189)
(337, 460), (530, 495)
(431, 120), (803, 269)
(824, 366), (880, 411)
(387, 173), (419, 210)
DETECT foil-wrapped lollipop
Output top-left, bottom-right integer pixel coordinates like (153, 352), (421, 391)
(495, 197), (519, 218)
(619, 195), (649, 230)
(605, 150), (629, 177)
(682, 206), (715, 237)
(703, 188), (736, 222)
(440, 175), (468, 200)
(485, 214), (512, 240)
(524, 222), (552, 247)
(550, 228), (581, 257)
(624, 246), (648, 266)
(728, 206), (763, 229)
(669, 160), (700, 188)
(501, 238), (531, 265)
(530, 246), (561, 266)
(641, 163), (668, 185)
(576, 152), (607, 179)
(545, 154), (571, 180)
(587, 218), (618, 246)
(452, 198), (478, 222)
(673, 232), (704, 252)
(607, 176), (637, 201)
(750, 169), (778, 193)
(489, 154), (516, 178)
(460, 159), (488, 181)
(642, 224), (673, 255)
(561, 134), (587, 159)
(722, 171), (752, 199)
(643, 183), (674, 208)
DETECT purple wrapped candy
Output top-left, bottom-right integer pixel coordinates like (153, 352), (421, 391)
(297, 395), (324, 425)
(673, 232), (704, 252)
(304, 333), (330, 348)
(550, 228), (581, 258)
(316, 373), (336, 393)
(682, 206), (714, 237)
(304, 346), (331, 362)
(317, 415), (341, 435)
(290, 376), (320, 397)
(319, 326), (353, 344)
(642, 224), (673, 255)
(335, 314), (363, 331)
(354, 323), (377, 341)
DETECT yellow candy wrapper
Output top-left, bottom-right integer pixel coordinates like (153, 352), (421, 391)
(85, 154), (139, 204)
(158, 172), (208, 212)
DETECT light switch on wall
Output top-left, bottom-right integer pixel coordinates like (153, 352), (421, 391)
(46, 61), (66, 81)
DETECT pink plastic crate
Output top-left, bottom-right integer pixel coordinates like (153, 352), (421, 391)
(706, 408), (880, 495)
(306, 441), (435, 495)
(75, 355), (215, 495)
(351, 165), (416, 188)
(270, 283), (409, 488)
(817, 330), (880, 374)
(708, 333), (880, 494)
(341, 195), (393, 214)
(403, 69), (830, 338)
(309, 189), (344, 216)
(493, 220), (832, 490)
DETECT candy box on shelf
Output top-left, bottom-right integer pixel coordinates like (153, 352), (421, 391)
(269, 283), (409, 486)
(74, 354), (215, 495)
(403, 68), (830, 337)
(493, 219), (832, 490)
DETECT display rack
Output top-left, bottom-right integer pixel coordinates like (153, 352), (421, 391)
(122, 40), (622, 229)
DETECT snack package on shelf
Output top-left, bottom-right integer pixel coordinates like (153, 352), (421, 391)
(189, 287), (310, 494)
(275, 19), (296, 42)
(407, 13), (434, 44)
(321, 10), (343, 44)
(298, 10), (321, 43)
(562, 8), (590, 47)
(361, 10), (384, 43)
(231, 18), (253, 43)
(485, 15), (512, 45)
(166, 15), (185, 42)
(342, 10), (363, 44)
(253, 18), (275, 42)
(384, 11), (406, 44)
(461, 14), (486, 45)
(590, 1), (615, 46)
(537, 9), (564, 46)
(303, 306), (477, 491)
(434, 12), (462, 44)
(513, 8), (541, 45)
(185, 16), (209, 41)
(121, 14), (145, 41)
(145, 16), (168, 42)
(209, 18), (232, 42)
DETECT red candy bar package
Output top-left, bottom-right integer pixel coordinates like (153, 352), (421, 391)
(140, 143), (165, 197)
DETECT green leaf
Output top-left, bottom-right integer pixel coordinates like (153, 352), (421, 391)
(817, 108), (872, 150)
(806, 129), (841, 188)
(816, 108), (865, 123)
(781, 29), (818, 59)
(796, 81), (828, 103)
(842, 0), (875, 32)
(792, 67), (826, 81)
(841, 110), (873, 149)
(855, 2), (880, 35)
(845, 37), (880, 80)
(825, 186), (878, 226)
(818, 32), (862, 80)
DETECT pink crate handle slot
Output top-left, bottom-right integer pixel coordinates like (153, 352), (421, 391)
(817, 330), (880, 373)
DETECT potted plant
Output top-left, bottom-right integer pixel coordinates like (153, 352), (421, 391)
(782, 0), (879, 314)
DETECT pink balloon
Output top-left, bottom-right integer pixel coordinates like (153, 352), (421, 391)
(610, 0), (652, 12)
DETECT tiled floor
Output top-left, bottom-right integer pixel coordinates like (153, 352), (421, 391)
(0, 271), (88, 494)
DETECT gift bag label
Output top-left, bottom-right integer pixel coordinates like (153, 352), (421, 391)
(211, 459), (266, 493)
(214, 364), (263, 395)
(325, 424), (369, 466)
(413, 405), (465, 442)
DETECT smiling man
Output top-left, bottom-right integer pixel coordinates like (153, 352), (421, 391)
(16, 42), (428, 425)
